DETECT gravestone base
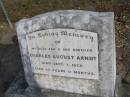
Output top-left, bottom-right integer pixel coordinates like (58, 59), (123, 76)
(5, 72), (120, 97)
(5, 72), (97, 97)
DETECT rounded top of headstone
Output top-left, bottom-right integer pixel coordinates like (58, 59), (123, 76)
(16, 10), (114, 35)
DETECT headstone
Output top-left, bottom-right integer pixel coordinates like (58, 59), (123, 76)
(16, 10), (116, 97)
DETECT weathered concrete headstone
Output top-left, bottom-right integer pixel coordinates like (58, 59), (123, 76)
(16, 10), (116, 97)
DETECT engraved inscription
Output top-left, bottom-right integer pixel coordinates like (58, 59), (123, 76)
(26, 29), (99, 79)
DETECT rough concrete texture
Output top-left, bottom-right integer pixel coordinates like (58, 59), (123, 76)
(5, 73), (130, 97)
(5, 72), (96, 97)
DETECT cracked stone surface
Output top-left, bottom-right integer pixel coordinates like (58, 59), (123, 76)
(15, 10), (116, 97)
